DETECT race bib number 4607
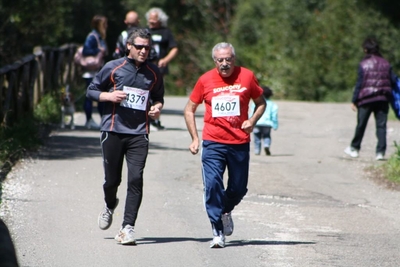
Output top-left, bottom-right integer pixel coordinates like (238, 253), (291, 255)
(211, 95), (240, 117)
(120, 86), (149, 111)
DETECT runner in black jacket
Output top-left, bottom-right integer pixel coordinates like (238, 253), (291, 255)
(86, 28), (164, 245)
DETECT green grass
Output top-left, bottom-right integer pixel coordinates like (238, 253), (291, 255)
(0, 117), (42, 177)
(381, 141), (400, 184)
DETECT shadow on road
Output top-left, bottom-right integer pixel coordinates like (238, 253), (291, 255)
(227, 239), (316, 247)
(150, 142), (189, 152)
(38, 134), (101, 160)
(162, 109), (204, 118)
(104, 236), (316, 247)
(36, 132), (192, 160)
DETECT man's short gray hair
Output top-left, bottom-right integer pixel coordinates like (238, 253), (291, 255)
(211, 42), (236, 60)
(145, 7), (169, 27)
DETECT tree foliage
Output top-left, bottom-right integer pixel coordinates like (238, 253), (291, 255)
(2, 0), (400, 100)
(231, 0), (400, 101)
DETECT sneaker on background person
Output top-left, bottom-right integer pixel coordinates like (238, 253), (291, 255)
(115, 224), (136, 245)
(85, 118), (100, 130)
(150, 119), (165, 130)
(98, 199), (119, 230)
(344, 146), (359, 158)
(376, 153), (384, 161)
(264, 147), (271, 156)
(221, 212), (234, 236)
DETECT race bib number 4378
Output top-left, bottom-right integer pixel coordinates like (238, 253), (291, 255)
(120, 86), (149, 111)
(211, 95), (240, 117)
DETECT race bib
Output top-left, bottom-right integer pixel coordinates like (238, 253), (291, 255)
(211, 95), (240, 117)
(120, 86), (149, 111)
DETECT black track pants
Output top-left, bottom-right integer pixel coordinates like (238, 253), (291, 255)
(101, 131), (149, 227)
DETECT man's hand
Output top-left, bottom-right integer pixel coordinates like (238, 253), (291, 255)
(241, 120), (254, 134)
(189, 140), (200, 155)
(351, 103), (357, 112)
(106, 91), (127, 103)
(148, 105), (161, 119)
(158, 58), (167, 68)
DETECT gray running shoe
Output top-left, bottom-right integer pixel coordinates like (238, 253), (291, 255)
(115, 224), (136, 245)
(221, 212), (234, 236)
(98, 199), (119, 230)
(210, 231), (225, 248)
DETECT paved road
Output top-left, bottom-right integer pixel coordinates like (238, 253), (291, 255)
(1, 96), (400, 267)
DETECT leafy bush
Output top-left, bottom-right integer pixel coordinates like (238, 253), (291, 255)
(0, 93), (58, 181)
(33, 93), (61, 124)
(231, 0), (400, 101)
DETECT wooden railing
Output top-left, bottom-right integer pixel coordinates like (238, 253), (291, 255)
(0, 44), (80, 126)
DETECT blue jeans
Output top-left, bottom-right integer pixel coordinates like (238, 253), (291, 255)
(84, 78), (104, 121)
(201, 140), (249, 232)
(253, 126), (272, 154)
(350, 101), (388, 154)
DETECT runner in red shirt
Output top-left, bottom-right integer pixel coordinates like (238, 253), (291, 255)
(184, 42), (266, 248)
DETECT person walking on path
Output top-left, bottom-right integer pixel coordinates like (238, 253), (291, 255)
(183, 42), (266, 248)
(82, 15), (108, 129)
(344, 37), (397, 161)
(249, 86), (278, 156)
(112, 11), (140, 59)
(86, 28), (164, 245)
(146, 7), (178, 130)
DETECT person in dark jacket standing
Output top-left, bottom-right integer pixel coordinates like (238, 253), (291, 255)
(112, 11), (140, 59)
(87, 28), (164, 245)
(146, 7), (178, 130)
(344, 37), (397, 161)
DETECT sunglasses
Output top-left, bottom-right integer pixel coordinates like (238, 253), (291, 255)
(214, 57), (234, 63)
(132, 44), (151, 51)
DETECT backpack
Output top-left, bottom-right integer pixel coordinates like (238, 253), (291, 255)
(390, 76), (400, 119)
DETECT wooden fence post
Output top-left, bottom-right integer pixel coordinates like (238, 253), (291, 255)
(0, 44), (79, 127)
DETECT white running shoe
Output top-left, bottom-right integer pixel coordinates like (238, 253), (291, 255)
(98, 199), (119, 230)
(376, 153), (384, 161)
(344, 147), (359, 158)
(210, 231), (225, 248)
(115, 224), (136, 245)
(85, 118), (100, 129)
(221, 212), (234, 236)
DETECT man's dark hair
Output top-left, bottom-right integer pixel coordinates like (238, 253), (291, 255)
(126, 28), (152, 45)
(362, 37), (382, 56)
(262, 86), (273, 99)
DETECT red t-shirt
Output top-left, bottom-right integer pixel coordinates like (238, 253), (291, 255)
(190, 66), (263, 144)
